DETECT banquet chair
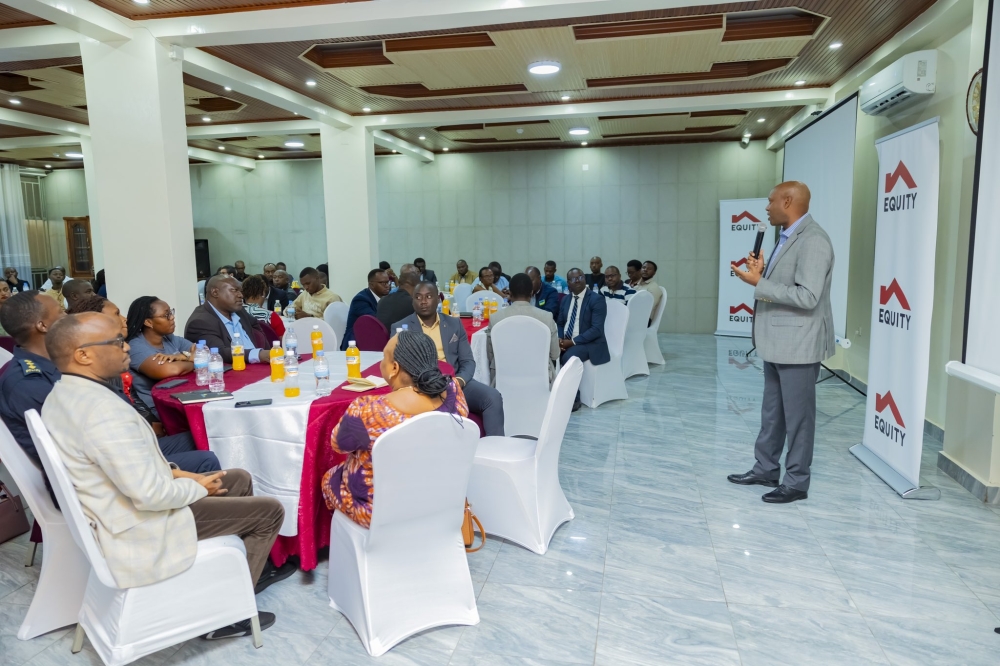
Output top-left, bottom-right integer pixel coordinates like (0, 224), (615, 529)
(466, 357), (582, 554)
(27, 411), (263, 666)
(291, 317), (338, 353)
(644, 286), (668, 365)
(327, 412), (481, 657)
(621, 290), (654, 379)
(579, 300), (629, 408)
(451, 284), (473, 312)
(324, 302), (349, 346)
(0, 345), (12, 369)
(465, 291), (494, 312)
(0, 420), (88, 640)
(492, 316), (552, 438)
(353, 314), (389, 351)
(258, 320), (280, 347)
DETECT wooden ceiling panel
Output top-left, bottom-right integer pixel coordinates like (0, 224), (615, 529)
(588, 58), (792, 88)
(360, 83), (528, 99)
(89, 0), (370, 21)
(723, 12), (825, 41)
(302, 42), (392, 69)
(0, 3), (50, 29)
(573, 15), (723, 40)
(385, 33), (496, 53)
(0, 123), (53, 140)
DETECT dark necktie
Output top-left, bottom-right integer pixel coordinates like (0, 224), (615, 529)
(566, 294), (580, 339)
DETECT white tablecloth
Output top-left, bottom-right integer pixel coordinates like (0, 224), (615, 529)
(470, 328), (490, 386)
(202, 351), (383, 536)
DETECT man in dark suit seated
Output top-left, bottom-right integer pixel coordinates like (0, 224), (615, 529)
(557, 267), (610, 411)
(342, 268), (392, 350)
(393, 282), (504, 436)
(414, 257), (437, 284)
(262, 263), (290, 312)
(184, 276), (269, 364)
(377, 264), (418, 332)
(526, 266), (559, 319)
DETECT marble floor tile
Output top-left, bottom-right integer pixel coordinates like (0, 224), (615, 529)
(601, 542), (725, 601)
(863, 615), (1000, 666)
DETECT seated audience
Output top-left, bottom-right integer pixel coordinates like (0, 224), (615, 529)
(543, 260), (569, 294)
(275, 262), (287, 272)
(241, 275), (274, 322)
(72, 295), (220, 474)
(449, 259), (475, 285)
(262, 263), (277, 285)
(558, 268), (610, 411)
(525, 266), (559, 318)
(472, 266), (506, 299)
(487, 273), (559, 385)
(217, 265), (234, 278)
(586, 256), (606, 291)
(272, 269), (293, 294)
(322, 330), (468, 528)
(414, 257), (437, 284)
(342, 269), (391, 350)
(4, 266), (30, 294)
(43, 267), (67, 311)
(394, 283), (504, 436)
(635, 260), (663, 316)
(625, 259), (643, 288)
(126, 296), (197, 408)
(376, 263), (418, 331)
(184, 276), (268, 364)
(0, 280), (9, 336)
(378, 261), (398, 291)
(293, 267), (342, 319)
(472, 262), (510, 293)
(41, 313), (289, 634)
(62, 278), (96, 312)
(600, 266), (636, 302)
(316, 263), (329, 280)
(318, 271), (329, 288)
(233, 261), (248, 282)
(94, 269), (107, 298)
(40, 266), (72, 292)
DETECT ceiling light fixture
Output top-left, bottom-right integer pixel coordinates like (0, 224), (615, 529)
(568, 127), (589, 136)
(202, 116), (211, 122)
(561, 95), (571, 101)
(794, 80), (806, 86)
(65, 152), (84, 158)
(258, 154), (264, 159)
(743, 132), (752, 138)
(528, 61), (561, 75)
(419, 136), (426, 140)
(829, 42), (842, 49)
(218, 146), (225, 150)
(224, 86), (232, 91)
(392, 150), (397, 153)
(757, 118), (765, 123)
(305, 80), (317, 87)
(45, 164), (52, 169)
(362, 107), (371, 112)
(443, 147), (449, 152)
(9, 99), (21, 105)
(133, 0), (149, 4)
(581, 141), (588, 146)
(284, 140), (305, 148)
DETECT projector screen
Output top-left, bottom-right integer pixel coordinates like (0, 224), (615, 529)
(783, 94), (859, 340)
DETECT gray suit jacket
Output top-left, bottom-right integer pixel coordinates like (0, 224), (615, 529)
(486, 301), (560, 385)
(752, 215), (836, 365)
(392, 312), (476, 386)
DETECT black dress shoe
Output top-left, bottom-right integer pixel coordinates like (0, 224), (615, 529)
(761, 485), (808, 504)
(727, 471), (779, 487)
(203, 612), (275, 640)
(571, 399), (582, 412)
(254, 557), (298, 595)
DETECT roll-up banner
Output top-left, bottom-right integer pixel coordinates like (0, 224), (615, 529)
(850, 118), (940, 498)
(716, 199), (774, 337)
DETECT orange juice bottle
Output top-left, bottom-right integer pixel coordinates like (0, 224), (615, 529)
(284, 350), (300, 397)
(231, 333), (246, 371)
(346, 340), (362, 379)
(483, 299), (491, 321)
(491, 298), (499, 316)
(270, 341), (285, 382)
(310, 325), (323, 355)
(442, 295), (450, 316)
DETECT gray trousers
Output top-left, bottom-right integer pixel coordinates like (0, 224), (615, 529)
(462, 378), (505, 437)
(751, 361), (820, 492)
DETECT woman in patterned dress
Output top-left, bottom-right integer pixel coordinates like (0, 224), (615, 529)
(322, 330), (468, 527)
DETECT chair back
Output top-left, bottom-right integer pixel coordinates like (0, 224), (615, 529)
(354, 315), (389, 352)
(648, 286), (667, 332)
(367, 412), (479, 549)
(451, 284), (473, 311)
(625, 290), (653, 344)
(0, 419), (64, 535)
(258, 319), (281, 347)
(465, 291), (494, 312)
(290, 317), (338, 353)
(324, 302), (349, 346)
(604, 300), (629, 357)
(0, 345), (11, 369)
(534, 358), (583, 505)
(492, 316), (551, 437)
(26, 410), (118, 589)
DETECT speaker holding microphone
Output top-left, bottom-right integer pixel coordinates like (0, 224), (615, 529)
(752, 222), (768, 261)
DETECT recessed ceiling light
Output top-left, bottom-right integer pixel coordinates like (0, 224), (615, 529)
(743, 132), (752, 138)
(757, 118), (765, 123)
(224, 86), (232, 91)
(561, 95), (571, 101)
(829, 42), (842, 49)
(65, 152), (83, 158)
(218, 146), (225, 150)
(258, 154), (264, 159)
(45, 164), (52, 169)
(581, 141), (588, 146)
(443, 147), (449, 152)
(528, 61), (561, 75)
(9, 99), (20, 105)
(392, 150), (397, 153)
(362, 107), (371, 112)
(794, 80), (806, 86)
(202, 116), (211, 122)
(284, 140), (304, 148)
(419, 136), (426, 140)
(305, 80), (317, 87)
(568, 127), (589, 136)
(133, 0), (149, 4)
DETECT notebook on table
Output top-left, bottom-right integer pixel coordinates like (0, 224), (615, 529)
(172, 390), (235, 404)
(340, 375), (389, 393)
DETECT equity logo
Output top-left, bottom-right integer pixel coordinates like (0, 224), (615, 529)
(730, 257), (746, 277)
(884, 161), (918, 212)
(874, 391), (906, 445)
(878, 278), (911, 330)
(728, 303), (754, 323)
(731, 211), (760, 231)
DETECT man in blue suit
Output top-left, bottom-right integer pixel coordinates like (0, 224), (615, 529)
(557, 267), (610, 410)
(341, 268), (392, 350)
(526, 266), (559, 319)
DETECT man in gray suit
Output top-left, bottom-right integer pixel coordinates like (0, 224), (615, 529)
(728, 181), (835, 503)
(393, 282), (504, 435)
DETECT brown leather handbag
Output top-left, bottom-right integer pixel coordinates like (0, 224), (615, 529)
(462, 500), (485, 552)
(0, 481), (30, 545)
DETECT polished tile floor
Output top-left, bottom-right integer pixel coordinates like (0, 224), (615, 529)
(3, 334), (1000, 665)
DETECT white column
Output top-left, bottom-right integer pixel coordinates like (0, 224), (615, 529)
(80, 32), (197, 321)
(78, 135), (104, 272)
(320, 124), (378, 299)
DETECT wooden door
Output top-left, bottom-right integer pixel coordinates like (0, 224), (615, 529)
(64, 216), (94, 279)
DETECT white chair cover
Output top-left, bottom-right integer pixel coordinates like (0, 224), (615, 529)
(644, 286), (668, 365)
(451, 284), (473, 311)
(327, 412), (481, 657)
(0, 420), (88, 640)
(323, 301), (349, 347)
(292, 316), (339, 354)
(622, 290), (654, 379)
(578, 300), (628, 408)
(465, 291), (494, 312)
(491, 316), (551, 438)
(27, 411), (262, 666)
(0, 346), (12, 369)
(467, 358), (583, 554)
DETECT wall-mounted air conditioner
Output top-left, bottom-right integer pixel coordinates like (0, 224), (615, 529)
(860, 50), (937, 116)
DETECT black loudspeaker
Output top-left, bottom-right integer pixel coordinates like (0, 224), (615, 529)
(194, 239), (211, 280)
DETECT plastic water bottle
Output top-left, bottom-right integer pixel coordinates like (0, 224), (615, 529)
(346, 340), (361, 379)
(472, 303), (482, 328)
(208, 348), (225, 393)
(194, 340), (209, 386)
(285, 305), (296, 322)
(284, 351), (300, 398)
(314, 350), (331, 396)
(285, 324), (298, 359)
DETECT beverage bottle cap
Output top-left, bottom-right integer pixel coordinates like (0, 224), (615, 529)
(198, 340), (206, 346)
(313, 325), (319, 330)
(273, 341), (280, 347)
(210, 347), (218, 353)
(317, 350), (325, 357)
(285, 350), (294, 356)
(349, 340), (356, 346)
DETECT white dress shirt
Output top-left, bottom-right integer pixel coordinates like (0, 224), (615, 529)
(567, 291), (586, 340)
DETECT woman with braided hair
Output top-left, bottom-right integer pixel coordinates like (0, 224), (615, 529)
(125, 295), (196, 410)
(322, 330), (468, 528)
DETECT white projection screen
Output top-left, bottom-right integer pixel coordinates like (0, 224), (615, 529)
(783, 94), (859, 340)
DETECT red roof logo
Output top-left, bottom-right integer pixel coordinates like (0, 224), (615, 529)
(885, 161), (917, 193)
(732, 211), (761, 224)
(875, 391), (905, 427)
(729, 304), (754, 315)
(879, 278), (910, 310)
(732, 258), (747, 268)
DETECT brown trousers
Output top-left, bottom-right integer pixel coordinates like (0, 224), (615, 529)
(188, 469), (284, 585)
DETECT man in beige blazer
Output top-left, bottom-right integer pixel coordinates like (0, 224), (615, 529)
(728, 181), (835, 504)
(41, 312), (286, 640)
(486, 273), (560, 385)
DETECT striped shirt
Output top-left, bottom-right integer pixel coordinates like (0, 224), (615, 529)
(600, 285), (636, 302)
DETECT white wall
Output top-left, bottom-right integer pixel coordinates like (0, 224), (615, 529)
(375, 142), (777, 333)
(41, 169), (90, 269)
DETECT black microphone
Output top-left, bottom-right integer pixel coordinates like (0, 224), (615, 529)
(752, 222), (767, 259)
